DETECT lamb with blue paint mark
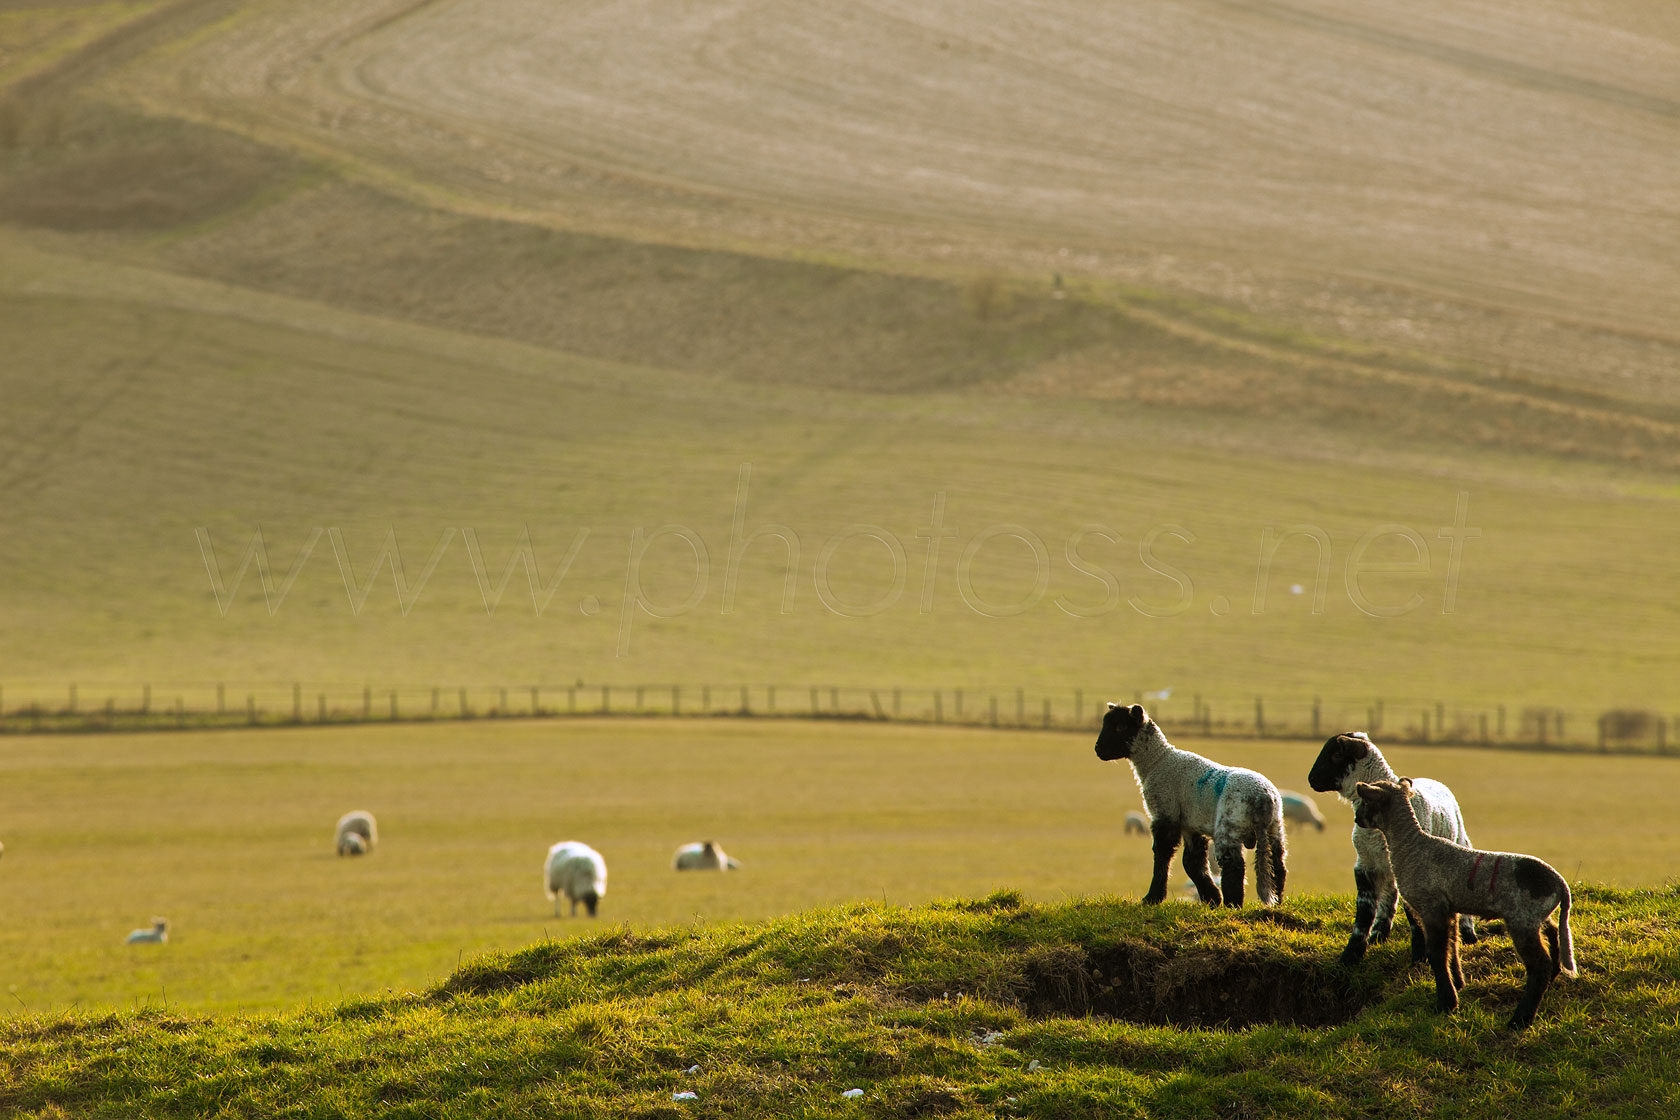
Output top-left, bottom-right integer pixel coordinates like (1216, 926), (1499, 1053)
(1308, 732), (1477, 965)
(1353, 778), (1576, 1029)
(1094, 703), (1286, 907)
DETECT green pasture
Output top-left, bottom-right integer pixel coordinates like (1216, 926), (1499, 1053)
(4, 236), (1680, 718)
(0, 717), (1672, 1014)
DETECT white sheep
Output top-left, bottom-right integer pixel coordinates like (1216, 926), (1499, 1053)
(1307, 732), (1477, 964)
(1123, 811), (1149, 836)
(545, 841), (607, 917)
(672, 840), (741, 870)
(1353, 779), (1576, 1029)
(336, 810), (378, 856)
(126, 918), (168, 945)
(1094, 703), (1286, 907)
(1280, 790), (1326, 832)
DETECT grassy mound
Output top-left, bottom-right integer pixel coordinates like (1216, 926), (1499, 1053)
(3, 887), (1675, 1118)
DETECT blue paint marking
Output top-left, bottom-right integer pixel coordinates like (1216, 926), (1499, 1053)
(1196, 768), (1229, 799)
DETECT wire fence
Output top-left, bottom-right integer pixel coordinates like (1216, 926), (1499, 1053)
(0, 680), (1674, 756)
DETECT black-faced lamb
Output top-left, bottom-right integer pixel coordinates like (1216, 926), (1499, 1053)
(673, 840), (741, 870)
(545, 841), (607, 916)
(126, 918), (168, 945)
(1308, 732), (1477, 964)
(336, 810), (377, 857)
(1280, 791), (1325, 832)
(1353, 779), (1576, 1029)
(1094, 702), (1286, 907)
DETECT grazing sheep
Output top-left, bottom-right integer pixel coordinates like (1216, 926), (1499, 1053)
(545, 841), (607, 917)
(126, 918), (168, 945)
(1094, 702), (1287, 907)
(1308, 732), (1477, 964)
(1353, 779), (1576, 1029)
(336, 810), (378, 857)
(672, 840), (741, 871)
(1123, 811), (1149, 836)
(1280, 791), (1326, 832)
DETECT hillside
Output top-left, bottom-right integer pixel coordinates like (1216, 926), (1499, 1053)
(3, 888), (1676, 1118)
(1, 0), (1679, 706)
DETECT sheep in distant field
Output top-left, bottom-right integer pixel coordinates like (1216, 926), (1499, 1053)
(1308, 732), (1476, 964)
(1094, 703), (1286, 907)
(1280, 791), (1326, 832)
(1353, 779), (1576, 1029)
(126, 918), (168, 945)
(1123, 811), (1149, 835)
(336, 810), (377, 857)
(673, 840), (740, 870)
(545, 841), (607, 917)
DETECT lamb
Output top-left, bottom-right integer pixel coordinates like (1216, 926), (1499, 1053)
(1094, 702), (1286, 907)
(672, 840), (741, 870)
(1280, 791), (1326, 832)
(336, 810), (378, 857)
(545, 841), (607, 917)
(1308, 732), (1476, 964)
(1123, 811), (1149, 836)
(126, 918), (168, 945)
(1353, 779), (1576, 1029)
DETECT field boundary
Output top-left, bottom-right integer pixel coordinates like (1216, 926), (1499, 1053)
(0, 679), (1673, 758)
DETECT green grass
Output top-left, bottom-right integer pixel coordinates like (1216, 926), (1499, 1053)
(3, 885), (1676, 1118)
(1, 718), (1675, 1015)
(4, 230), (1680, 718)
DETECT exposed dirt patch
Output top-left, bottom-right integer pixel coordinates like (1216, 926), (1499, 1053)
(911, 939), (1374, 1030)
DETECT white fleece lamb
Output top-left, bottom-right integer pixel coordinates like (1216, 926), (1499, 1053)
(336, 810), (378, 857)
(672, 840), (740, 871)
(1307, 732), (1476, 964)
(545, 841), (608, 917)
(1095, 703), (1286, 907)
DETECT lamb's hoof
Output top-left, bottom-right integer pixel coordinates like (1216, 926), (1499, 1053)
(1435, 998), (1459, 1015)
(1338, 939), (1368, 966)
(1371, 925), (1393, 943)
(1198, 891), (1222, 906)
(1141, 892), (1166, 906)
(1506, 1012), (1535, 1031)
(1460, 923), (1479, 945)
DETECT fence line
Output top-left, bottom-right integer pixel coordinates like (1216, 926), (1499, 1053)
(0, 680), (1673, 756)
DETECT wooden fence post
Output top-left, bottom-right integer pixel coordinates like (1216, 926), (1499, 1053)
(390, 692), (399, 721)
(989, 696), (998, 727)
(1312, 697), (1321, 737)
(142, 684), (150, 715)
(809, 687), (819, 714)
(933, 691), (943, 723)
(1042, 698), (1051, 729)
(531, 686), (540, 715)
(363, 686), (372, 719)
(319, 694), (327, 721)
(69, 682), (77, 714)
(432, 687), (440, 715)
(462, 687), (471, 717)
(1254, 696), (1265, 735)
(1076, 689), (1083, 724)
(1479, 712), (1488, 745)
(740, 684), (749, 713)
(1016, 688), (1024, 725)
(216, 682), (225, 715)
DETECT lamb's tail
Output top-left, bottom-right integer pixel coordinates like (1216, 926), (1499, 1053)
(1556, 883), (1578, 978)
(1255, 819), (1286, 905)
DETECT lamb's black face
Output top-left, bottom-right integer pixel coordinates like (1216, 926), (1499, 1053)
(582, 892), (599, 917)
(1095, 703), (1148, 761)
(1307, 732), (1370, 793)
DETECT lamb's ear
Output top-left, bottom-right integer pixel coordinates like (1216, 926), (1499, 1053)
(1106, 701), (1119, 711)
(1129, 704), (1145, 718)
(1399, 777), (1414, 794)
(1354, 782), (1382, 801)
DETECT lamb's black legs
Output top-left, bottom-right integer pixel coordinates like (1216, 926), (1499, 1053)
(1182, 833), (1222, 905)
(1509, 926), (1555, 1030)
(1144, 819), (1182, 904)
(1216, 842), (1245, 908)
(1341, 869), (1381, 964)
(1424, 916), (1460, 1013)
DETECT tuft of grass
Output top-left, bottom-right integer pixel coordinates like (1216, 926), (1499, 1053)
(2, 887), (1676, 1118)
